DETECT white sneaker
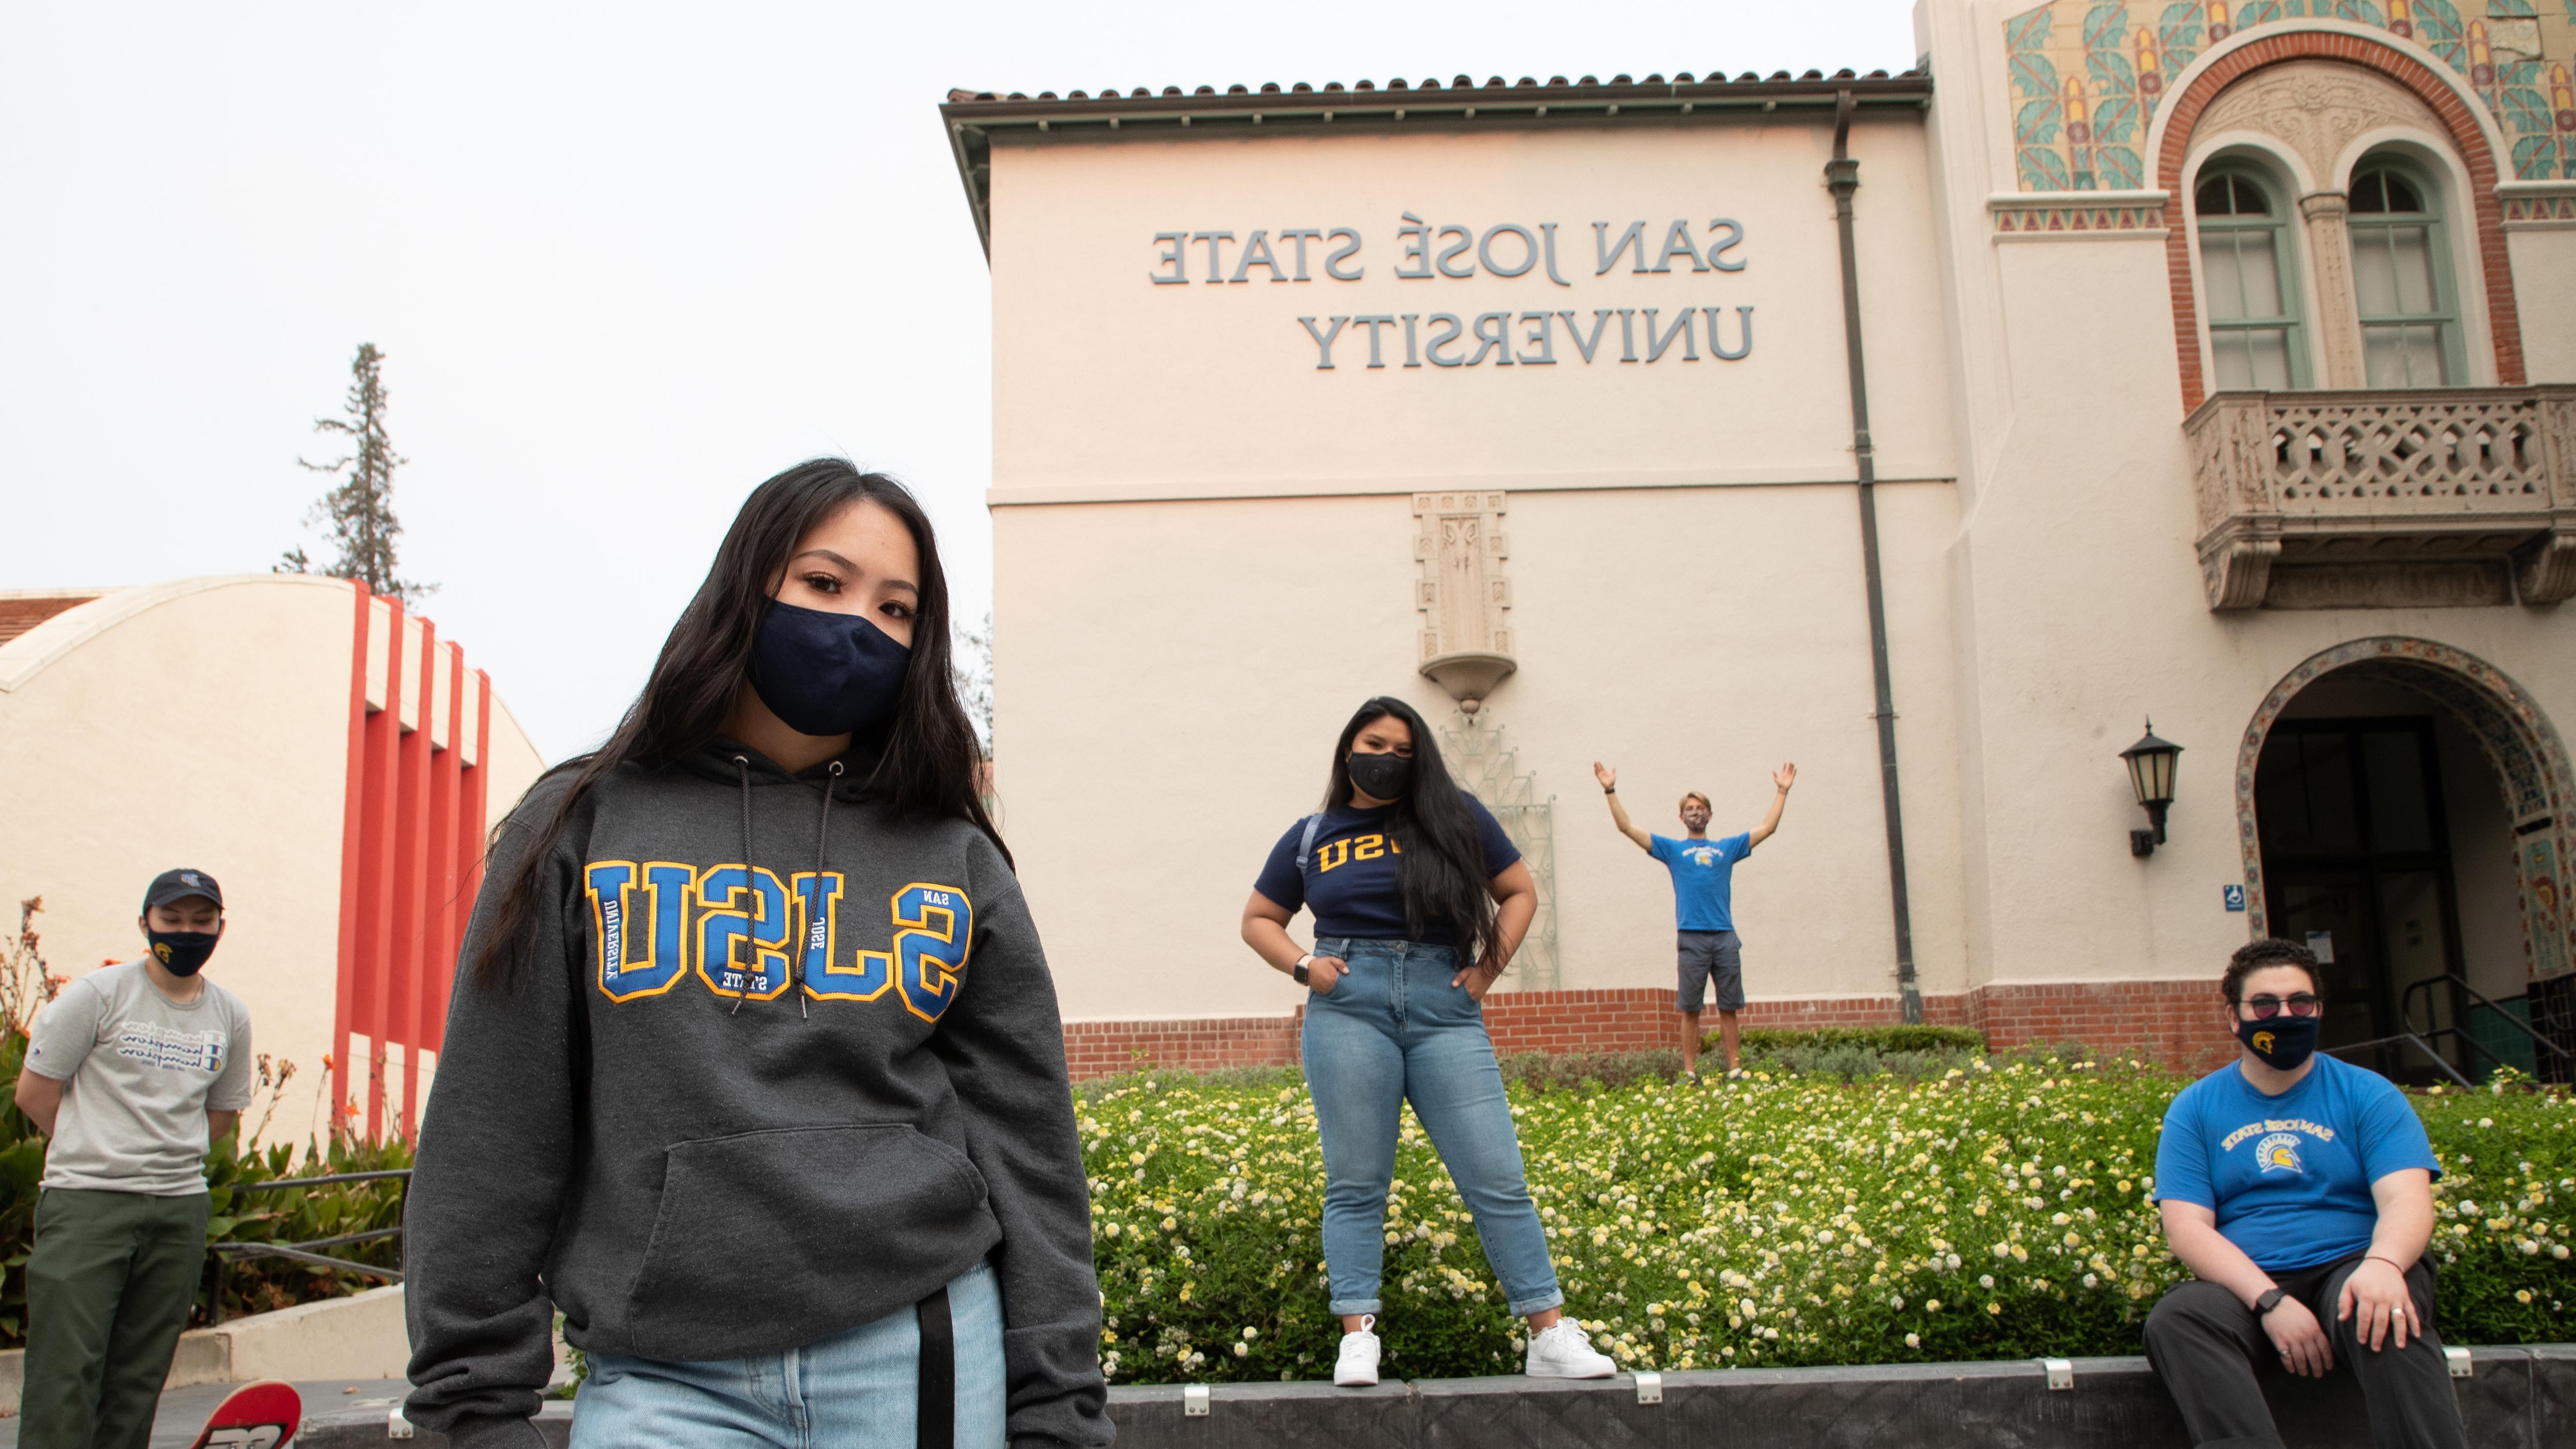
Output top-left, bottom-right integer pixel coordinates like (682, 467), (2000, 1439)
(1334, 1315), (1381, 1387)
(1523, 1318), (1617, 1378)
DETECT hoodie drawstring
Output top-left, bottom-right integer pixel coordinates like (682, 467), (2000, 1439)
(730, 756), (755, 1016)
(728, 753), (845, 1019)
(802, 761), (843, 1018)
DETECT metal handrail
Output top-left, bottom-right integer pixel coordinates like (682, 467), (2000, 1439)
(2400, 974), (2572, 1073)
(227, 1167), (415, 1190)
(2324, 1032), (2476, 1089)
(215, 1224), (402, 1255)
(205, 1167), (409, 1325)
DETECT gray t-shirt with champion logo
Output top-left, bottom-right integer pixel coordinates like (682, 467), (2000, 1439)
(26, 960), (253, 1195)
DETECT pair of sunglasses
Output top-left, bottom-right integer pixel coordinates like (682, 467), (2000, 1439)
(2240, 993), (2322, 1019)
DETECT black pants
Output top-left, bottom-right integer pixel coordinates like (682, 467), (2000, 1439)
(2143, 1253), (2466, 1449)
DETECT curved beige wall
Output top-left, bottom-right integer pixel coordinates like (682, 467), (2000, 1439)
(0, 575), (546, 1150)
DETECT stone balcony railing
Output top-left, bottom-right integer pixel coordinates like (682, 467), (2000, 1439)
(2185, 386), (2576, 610)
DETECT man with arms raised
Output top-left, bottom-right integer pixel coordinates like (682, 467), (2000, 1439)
(2146, 937), (2465, 1447)
(1591, 761), (1793, 1082)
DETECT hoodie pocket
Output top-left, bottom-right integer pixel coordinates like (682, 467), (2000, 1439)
(621, 1123), (1000, 1361)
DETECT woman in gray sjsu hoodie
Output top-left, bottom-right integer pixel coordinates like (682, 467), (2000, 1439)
(403, 461), (1109, 1449)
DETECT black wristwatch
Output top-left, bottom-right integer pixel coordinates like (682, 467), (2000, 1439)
(2254, 1287), (2286, 1317)
(1293, 954), (1312, 986)
(1603, 786), (1616, 795)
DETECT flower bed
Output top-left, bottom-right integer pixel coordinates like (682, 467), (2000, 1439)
(1077, 1055), (2575, 1384)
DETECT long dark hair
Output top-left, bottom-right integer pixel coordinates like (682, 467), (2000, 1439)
(1322, 696), (1503, 969)
(470, 458), (1004, 991)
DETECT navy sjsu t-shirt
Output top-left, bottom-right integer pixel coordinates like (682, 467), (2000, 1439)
(2152, 1053), (2442, 1272)
(1254, 793), (1521, 947)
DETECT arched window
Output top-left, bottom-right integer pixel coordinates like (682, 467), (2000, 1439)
(2348, 160), (2463, 387)
(2194, 168), (2309, 391)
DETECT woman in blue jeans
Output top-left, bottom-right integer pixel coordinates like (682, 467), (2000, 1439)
(1241, 696), (1616, 1387)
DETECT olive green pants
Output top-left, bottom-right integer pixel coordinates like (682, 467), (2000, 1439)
(22, 1187), (210, 1449)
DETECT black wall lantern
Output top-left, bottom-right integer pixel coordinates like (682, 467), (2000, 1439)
(2120, 720), (2183, 857)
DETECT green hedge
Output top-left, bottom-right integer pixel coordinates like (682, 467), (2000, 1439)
(1731, 1026), (1990, 1056)
(1078, 1056), (2574, 1384)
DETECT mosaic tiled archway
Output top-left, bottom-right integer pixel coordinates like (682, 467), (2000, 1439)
(2236, 638), (2576, 1056)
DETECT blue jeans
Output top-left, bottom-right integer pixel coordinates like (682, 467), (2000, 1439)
(1303, 937), (1563, 1319)
(571, 1259), (1006, 1449)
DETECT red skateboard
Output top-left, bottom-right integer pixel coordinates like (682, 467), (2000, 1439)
(184, 1380), (301, 1449)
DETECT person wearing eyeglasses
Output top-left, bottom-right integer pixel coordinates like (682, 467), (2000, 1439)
(2143, 938), (2465, 1449)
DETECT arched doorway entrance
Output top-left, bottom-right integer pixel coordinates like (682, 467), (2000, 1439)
(2238, 639), (2574, 1082)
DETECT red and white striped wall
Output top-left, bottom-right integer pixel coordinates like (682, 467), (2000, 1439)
(331, 582), (496, 1141)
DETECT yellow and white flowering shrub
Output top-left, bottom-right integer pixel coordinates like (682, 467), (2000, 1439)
(1076, 1057), (2573, 1383)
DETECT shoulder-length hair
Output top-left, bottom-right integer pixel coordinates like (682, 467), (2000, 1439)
(469, 458), (1003, 991)
(1320, 696), (1503, 968)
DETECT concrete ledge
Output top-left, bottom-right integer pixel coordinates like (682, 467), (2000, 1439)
(178, 1284), (411, 1388)
(297, 1398), (573, 1448)
(283, 1344), (2573, 1447)
(0, 1285), (409, 1414)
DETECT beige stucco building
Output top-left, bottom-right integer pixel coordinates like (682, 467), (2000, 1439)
(944, 1), (2576, 1079)
(0, 576), (545, 1145)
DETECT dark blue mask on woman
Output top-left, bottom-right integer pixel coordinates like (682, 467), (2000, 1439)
(748, 600), (912, 737)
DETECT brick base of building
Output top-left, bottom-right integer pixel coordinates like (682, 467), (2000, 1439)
(1060, 979), (2235, 1081)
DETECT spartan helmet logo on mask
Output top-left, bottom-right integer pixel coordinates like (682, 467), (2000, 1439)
(2252, 1030), (2275, 1054)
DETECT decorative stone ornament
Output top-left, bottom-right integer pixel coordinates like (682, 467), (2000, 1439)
(1412, 490), (1515, 709)
(2185, 387), (2576, 610)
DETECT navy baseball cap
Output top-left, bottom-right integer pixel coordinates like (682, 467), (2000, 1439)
(142, 868), (224, 913)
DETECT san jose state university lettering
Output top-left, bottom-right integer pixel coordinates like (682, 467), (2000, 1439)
(1149, 216), (1759, 370)
(584, 860), (972, 1025)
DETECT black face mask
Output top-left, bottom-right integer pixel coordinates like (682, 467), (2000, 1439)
(148, 930), (219, 978)
(2236, 1013), (2321, 1071)
(748, 601), (912, 737)
(1347, 751), (1414, 801)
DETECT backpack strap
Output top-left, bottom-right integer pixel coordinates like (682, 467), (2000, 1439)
(917, 1284), (955, 1449)
(1294, 812), (1326, 873)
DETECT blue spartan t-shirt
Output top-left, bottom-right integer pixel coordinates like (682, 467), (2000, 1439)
(2152, 1053), (2443, 1272)
(1649, 832), (1753, 931)
(1254, 793), (1521, 948)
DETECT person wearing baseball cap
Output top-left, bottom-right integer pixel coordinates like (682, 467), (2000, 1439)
(15, 868), (254, 1448)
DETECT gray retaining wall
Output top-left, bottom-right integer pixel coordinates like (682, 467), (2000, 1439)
(300, 1345), (2574, 1447)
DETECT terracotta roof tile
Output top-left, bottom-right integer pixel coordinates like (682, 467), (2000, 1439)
(0, 592), (105, 647)
(937, 66), (1930, 252)
(943, 66), (1909, 105)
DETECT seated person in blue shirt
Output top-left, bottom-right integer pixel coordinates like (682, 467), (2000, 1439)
(2146, 938), (2465, 1449)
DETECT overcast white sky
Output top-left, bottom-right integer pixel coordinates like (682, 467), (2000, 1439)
(0, 1), (1921, 761)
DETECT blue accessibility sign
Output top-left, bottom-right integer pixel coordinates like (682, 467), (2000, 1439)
(2222, 884), (2247, 913)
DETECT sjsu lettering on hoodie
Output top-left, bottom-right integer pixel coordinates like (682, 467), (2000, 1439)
(584, 860), (970, 1023)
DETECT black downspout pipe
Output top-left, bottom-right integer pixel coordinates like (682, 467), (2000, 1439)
(1827, 90), (1922, 1025)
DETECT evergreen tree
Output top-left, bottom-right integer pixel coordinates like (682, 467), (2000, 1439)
(284, 343), (432, 603)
